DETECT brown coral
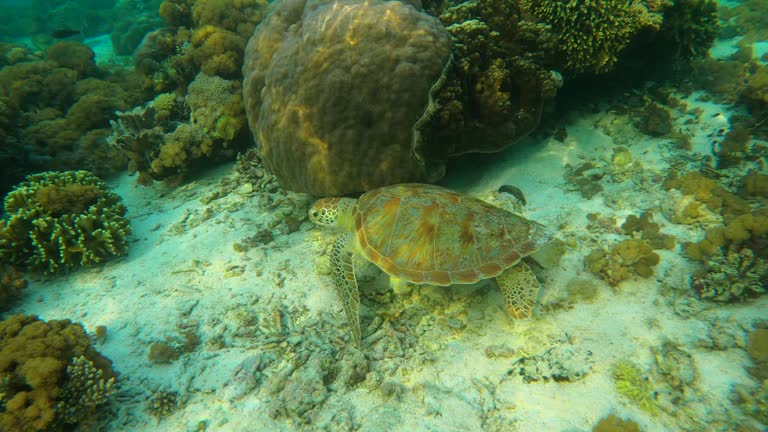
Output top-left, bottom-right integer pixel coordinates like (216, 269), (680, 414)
(0, 314), (116, 431)
(585, 238), (660, 287)
(243, 0), (453, 195)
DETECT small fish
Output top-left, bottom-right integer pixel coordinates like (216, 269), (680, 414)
(497, 184), (527, 206)
(50, 28), (81, 39)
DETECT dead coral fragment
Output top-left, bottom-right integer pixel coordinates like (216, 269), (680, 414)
(585, 239), (660, 287)
(0, 170), (131, 274)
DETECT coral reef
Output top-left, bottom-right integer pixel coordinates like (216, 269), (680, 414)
(657, 0), (719, 58)
(187, 73), (246, 141)
(509, 340), (594, 383)
(593, 414), (642, 432)
(621, 211), (676, 250)
(424, 0), (561, 162)
(612, 359), (660, 415)
(243, 0), (453, 195)
(748, 327), (768, 380)
(0, 314), (116, 431)
(0, 264), (26, 311)
(691, 249), (767, 302)
(147, 389), (181, 418)
(585, 239), (660, 287)
(108, 86), (245, 185)
(0, 41), (146, 196)
(0, 171), (131, 274)
(522, 0), (664, 74)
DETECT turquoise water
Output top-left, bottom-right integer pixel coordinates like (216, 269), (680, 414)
(0, 1), (767, 431)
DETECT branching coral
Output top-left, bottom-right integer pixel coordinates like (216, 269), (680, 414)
(0, 171), (131, 274)
(522, 0), (663, 74)
(0, 314), (117, 431)
(658, 0), (719, 58)
(612, 359), (661, 415)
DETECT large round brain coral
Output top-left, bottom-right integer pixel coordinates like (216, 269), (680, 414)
(0, 170), (131, 274)
(243, 0), (453, 195)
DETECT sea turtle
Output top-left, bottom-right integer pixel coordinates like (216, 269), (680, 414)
(309, 183), (552, 346)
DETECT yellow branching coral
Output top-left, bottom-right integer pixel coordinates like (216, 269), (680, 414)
(0, 171), (131, 274)
(523, 0), (663, 73)
(612, 359), (661, 415)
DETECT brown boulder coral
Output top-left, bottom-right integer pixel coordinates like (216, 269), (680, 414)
(243, 0), (453, 195)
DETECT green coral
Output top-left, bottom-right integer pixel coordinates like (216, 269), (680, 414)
(0, 171), (131, 274)
(612, 359), (661, 415)
(522, 0), (663, 74)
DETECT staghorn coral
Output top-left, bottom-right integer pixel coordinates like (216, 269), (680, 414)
(585, 238), (660, 287)
(0, 314), (117, 431)
(243, 0), (453, 195)
(55, 355), (116, 425)
(522, 0), (664, 74)
(657, 0), (718, 59)
(0, 171), (131, 274)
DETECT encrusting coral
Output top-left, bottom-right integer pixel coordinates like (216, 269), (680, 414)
(0, 314), (117, 431)
(0, 171), (131, 274)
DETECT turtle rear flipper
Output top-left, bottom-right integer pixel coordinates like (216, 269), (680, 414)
(331, 234), (361, 346)
(496, 261), (540, 319)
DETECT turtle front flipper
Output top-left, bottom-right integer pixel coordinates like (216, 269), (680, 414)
(331, 233), (361, 346)
(496, 261), (541, 319)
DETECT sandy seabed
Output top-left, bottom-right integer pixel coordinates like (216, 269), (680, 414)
(11, 90), (767, 432)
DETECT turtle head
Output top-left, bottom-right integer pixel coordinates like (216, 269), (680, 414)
(309, 198), (356, 231)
